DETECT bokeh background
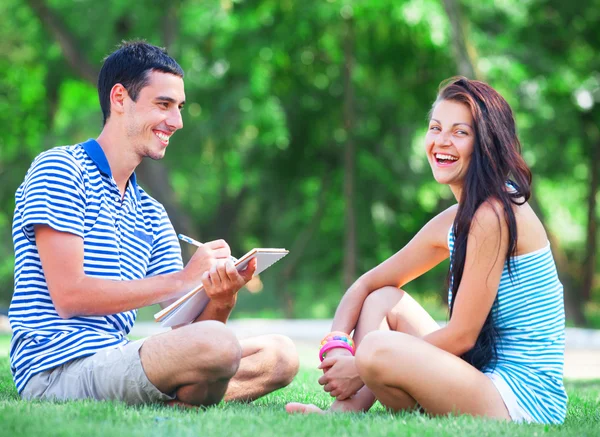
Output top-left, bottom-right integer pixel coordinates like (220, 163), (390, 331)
(1, 0), (599, 326)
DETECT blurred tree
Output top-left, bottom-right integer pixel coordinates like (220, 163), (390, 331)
(1, 0), (598, 325)
(460, 0), (600, 324)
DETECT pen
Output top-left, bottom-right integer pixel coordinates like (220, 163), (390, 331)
(178, 234), (238, 262)
(178, 233), (203, 247)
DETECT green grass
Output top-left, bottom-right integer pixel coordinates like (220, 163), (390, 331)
(0, 336), (599, 437)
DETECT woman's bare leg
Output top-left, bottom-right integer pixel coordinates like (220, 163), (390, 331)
(356, 331), (510, 420)
(287, 286), (440, 413)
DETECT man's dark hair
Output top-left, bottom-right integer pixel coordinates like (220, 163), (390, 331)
(98, 40), (184, 125)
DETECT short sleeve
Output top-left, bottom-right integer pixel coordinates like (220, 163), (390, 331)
(15, 149), (86, 242)
(146, 208), (184, 277)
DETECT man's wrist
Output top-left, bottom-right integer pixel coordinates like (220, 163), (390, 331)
(210, 296), (237, 311)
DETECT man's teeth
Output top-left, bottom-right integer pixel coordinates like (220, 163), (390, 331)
(435, 153), (458, 161)
(155, 131), (170, 142)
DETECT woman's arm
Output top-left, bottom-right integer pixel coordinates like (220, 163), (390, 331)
(422, 200), (509, 355)
(331, 205), (457, 334)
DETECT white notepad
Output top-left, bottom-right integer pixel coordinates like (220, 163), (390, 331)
(154, 248), (288, 327)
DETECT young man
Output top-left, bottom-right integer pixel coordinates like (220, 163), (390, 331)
(9, 41), (298, 406)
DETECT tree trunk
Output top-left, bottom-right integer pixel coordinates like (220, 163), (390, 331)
(162, 0), (179, 54)
(342, 18), (357, 288)
(25, 0), (99, 84)
(277, 174), (331, 317)
(582, 117), (600, 302)
(210, 185), (249, 244)
(441, 0), (478, 78)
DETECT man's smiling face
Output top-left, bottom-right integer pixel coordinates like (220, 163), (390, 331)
(124, 70), (186, 160)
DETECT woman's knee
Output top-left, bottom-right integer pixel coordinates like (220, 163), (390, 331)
(362, 287), (405, 320)
(356, 331), (410, 384)
(363, 287), (405, 310)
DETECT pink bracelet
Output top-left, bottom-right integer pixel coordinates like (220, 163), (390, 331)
(319, 340), (354, 362)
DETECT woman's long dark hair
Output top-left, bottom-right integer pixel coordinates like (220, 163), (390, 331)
(436, 77), (532, 370)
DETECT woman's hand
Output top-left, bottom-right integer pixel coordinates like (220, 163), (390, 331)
(318, 355), (364, 400)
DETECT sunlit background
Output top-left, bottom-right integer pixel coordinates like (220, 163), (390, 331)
(1, 0), (598, 326)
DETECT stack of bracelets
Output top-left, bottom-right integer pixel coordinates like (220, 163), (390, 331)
(319, 331), (355, 362)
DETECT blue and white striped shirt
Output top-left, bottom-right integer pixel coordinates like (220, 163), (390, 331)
(9, 139), (183, 394)
(448, 229), (568, 424)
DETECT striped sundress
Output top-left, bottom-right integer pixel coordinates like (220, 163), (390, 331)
(448, 229), (568, 424)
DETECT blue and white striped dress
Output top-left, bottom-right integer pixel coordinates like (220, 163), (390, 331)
(448, 229), (568, 424)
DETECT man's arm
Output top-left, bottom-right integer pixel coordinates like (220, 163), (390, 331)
(35, 225), (226, 319)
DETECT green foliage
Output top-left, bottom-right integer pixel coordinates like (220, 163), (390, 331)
(0, 0), (599, 321)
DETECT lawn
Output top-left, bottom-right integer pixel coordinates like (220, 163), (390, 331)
(0, 335), (599, 437)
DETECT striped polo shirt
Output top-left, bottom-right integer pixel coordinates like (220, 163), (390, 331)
(448, 228), (567, 424)
(9, 139), (183, 394)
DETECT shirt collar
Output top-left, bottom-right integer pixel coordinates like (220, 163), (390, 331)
(81, 138), (141, 202)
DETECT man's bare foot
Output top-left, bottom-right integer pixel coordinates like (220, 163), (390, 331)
(285, 402), (326, 414)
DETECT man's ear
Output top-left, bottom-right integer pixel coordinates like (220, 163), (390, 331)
(110, 84), (129, 115)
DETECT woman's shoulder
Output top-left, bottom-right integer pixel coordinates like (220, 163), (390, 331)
(433, 204), (459, 228)
(422, 204), (458, 248)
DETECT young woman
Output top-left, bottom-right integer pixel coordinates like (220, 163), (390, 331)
(286, 77), (567, 424)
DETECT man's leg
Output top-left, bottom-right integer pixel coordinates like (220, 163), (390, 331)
(140, 320), (242, 406)
(224, 334), (299, 402)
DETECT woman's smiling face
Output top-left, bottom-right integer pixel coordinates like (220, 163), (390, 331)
(425, 99), (476, 194)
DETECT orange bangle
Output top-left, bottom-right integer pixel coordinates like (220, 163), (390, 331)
(320, 331), (350, 344)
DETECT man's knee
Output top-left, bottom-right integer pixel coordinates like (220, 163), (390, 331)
(263, 335), (299, 387)
(184, 321), (242, 379)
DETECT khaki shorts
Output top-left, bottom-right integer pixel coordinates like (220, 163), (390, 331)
(21, 339), (175, 405)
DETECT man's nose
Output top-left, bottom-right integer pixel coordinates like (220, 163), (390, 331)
(167, 108), (183, 130)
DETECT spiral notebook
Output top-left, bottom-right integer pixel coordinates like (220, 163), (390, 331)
(154, 248), (288, 327)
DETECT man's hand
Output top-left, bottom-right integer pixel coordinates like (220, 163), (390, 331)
(318, 354), (364, 401)
(201, 258), (257, 309)
(181, 239), (232, 289)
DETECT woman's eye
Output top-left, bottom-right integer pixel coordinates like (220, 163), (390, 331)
(429, 126), (440, 131)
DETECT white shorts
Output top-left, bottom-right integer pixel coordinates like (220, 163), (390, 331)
(486, 372), (534, 423)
